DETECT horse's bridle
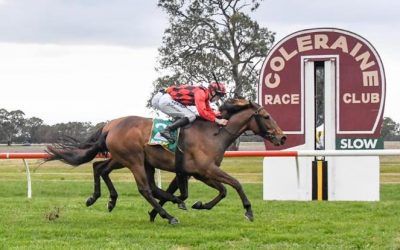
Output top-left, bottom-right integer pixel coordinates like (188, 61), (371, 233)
(252, 106), (275, 140)
(216, 106), (275, 140)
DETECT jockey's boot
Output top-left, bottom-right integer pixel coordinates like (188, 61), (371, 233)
(160, 117), (190, 143)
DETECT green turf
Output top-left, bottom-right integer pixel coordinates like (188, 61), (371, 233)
(1, 174), (400, 248)
(1, 181), (400, 249)
(1, 153), (400, 249)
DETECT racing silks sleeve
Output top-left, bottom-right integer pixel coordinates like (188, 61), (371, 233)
(194, 89), (216, 122)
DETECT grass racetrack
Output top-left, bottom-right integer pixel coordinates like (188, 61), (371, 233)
(1, 145), (400, 249)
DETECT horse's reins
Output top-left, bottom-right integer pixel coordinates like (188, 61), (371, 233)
(215, 106), (274, 140)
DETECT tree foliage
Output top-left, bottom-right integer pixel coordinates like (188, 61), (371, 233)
(381, 117), (400, 141)
(0, 108), (105, 145)
(148, 0), (275, 106)
(0, 109), (25, 145)
(1, 106), (399, 144)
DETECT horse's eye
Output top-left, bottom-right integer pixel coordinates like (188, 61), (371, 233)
(264, 115), (270, 119)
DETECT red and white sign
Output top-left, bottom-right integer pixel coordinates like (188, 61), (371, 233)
(259, 28), (386, 149)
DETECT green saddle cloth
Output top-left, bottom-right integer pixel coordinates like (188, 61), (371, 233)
(148, 118), (180, 153)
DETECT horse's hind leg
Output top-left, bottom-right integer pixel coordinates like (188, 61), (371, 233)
(205, 166), (253, 221)
(191, 176), (227, 210)
(86, 160), (108, 207)
(100, 160), (124, 212)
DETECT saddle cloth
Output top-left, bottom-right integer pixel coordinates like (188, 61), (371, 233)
(148, 118), (180, 153)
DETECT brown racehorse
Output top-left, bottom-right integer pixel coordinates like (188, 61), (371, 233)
(46, 98), (286, 224)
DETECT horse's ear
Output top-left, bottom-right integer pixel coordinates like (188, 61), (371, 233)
(249, 100), (257, 107)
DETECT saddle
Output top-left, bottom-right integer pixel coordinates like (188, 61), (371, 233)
(148, 118), (180, 153)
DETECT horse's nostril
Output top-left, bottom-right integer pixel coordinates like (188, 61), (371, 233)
(280, 136), (287, 145)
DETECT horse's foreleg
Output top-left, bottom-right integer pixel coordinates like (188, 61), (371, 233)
(145, 167), (186, 210)
(191, 176), (227, 210)
(86, 160), (108, 207)
(148, 176), (180, 222)
(175, 148), (189, 203)
(206, 167), (253, 221)
(176, 173), (189, 202)
(130, 165), (179, 225)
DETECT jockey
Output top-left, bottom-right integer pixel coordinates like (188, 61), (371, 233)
(151, 82), (229, 143)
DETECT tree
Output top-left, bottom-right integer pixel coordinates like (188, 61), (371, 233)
(381, 117), (400, 141)
(52, 122), (94, 140)
(0, 108), (103, 144)
(0, 108), (8, 143)
(22, 117), (44, 143)
(0, 108), (26, 145)
(34, 124), (54, 143)
(148, 0), (275, 106)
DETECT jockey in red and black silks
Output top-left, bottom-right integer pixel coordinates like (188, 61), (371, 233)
(152, 82), (228, 143)
(166, 85), (218, 122)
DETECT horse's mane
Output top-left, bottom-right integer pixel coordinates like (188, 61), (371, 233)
(219, 99), (252, 118)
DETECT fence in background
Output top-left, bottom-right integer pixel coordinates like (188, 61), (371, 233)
(2, 150), (400, 198)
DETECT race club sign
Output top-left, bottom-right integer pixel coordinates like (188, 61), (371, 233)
(259, 28), (386, 150)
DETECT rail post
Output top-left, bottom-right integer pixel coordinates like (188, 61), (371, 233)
(22, 159), (32, 199)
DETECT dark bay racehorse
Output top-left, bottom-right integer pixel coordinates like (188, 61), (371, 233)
(46, 98), (286, 224)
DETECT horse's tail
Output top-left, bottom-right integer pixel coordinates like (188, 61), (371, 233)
(45, 126), (108, 166)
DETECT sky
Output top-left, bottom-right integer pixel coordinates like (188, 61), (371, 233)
(0, 0), (399, 125)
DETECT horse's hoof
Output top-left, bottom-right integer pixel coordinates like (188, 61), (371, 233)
(245, 211), (254, 222)
(169, 217), (179, 225)
(86, 197), (96, 207)
(148, 211), (157, 222)
(107, 202), (116, 212)
(178, 202), (187, 210)
(191, 201), (203, 210)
